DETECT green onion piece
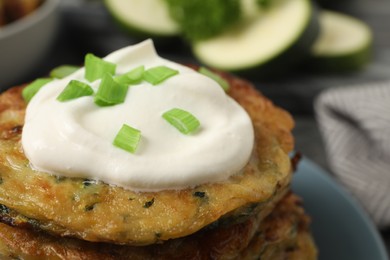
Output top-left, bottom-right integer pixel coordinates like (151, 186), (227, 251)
(115, 65), (145, 85)
(199, 67), (230, 92)
(143, 66), (179, 85)
(113, 124), (141, 153)
(50, 65), (80, 79)
(94, 73), (128, 106)
(85, 53), (116, 82)
(22, 78), (53, 103)
(57, 80), (94, 102)
(162, 108), (200, 134)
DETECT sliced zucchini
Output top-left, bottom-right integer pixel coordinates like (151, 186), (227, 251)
(310, 10), (372, 72)
(104, 0), (180, 38)
(192, 0), (319, 77)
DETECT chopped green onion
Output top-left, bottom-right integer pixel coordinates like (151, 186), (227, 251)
(115, 65), (145, 85)
(50, 65), (80, 79)
(162, 108), (200, 134)
(113, 124), (141, 153)
(57, 80), (94, 102)
(85, 53), (116, 82)
(22, 78), (53, 103)
(199, 67), (230, 92)
(94, 73), (128, 106)
(143, 66), (179, 85)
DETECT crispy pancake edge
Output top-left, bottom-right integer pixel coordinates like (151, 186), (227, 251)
(0, 68), (294, 245)
(0, 193), (316, 260)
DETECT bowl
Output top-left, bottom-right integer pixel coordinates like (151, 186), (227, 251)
(0, 0), (60, 91)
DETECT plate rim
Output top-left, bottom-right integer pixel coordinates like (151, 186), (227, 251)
(292, 157), (389, 260)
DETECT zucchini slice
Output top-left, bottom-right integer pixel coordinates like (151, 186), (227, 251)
(104, 0), (180, 38)
(192, 0), (319, 76)
(310, 10), (372, 72)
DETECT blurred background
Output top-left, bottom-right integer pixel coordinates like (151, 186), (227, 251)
(0, 0), (389, 257)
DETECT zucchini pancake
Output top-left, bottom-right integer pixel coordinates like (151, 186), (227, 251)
(0, 41), (317, 259)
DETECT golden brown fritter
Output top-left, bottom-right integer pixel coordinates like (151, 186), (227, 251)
(0, 68), (294, 245)
(0, 193), (316, 260)
(239, 192), (317, 260)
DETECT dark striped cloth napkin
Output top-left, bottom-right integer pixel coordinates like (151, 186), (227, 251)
(315, 80), (390, 228)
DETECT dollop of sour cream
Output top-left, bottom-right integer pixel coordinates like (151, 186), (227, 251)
(22, 40), (254, 192)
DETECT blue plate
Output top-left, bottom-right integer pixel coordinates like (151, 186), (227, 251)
(292, 158), (388, 260)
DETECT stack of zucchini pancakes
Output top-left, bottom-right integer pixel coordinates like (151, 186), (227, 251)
(0, 64), (317, 259)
